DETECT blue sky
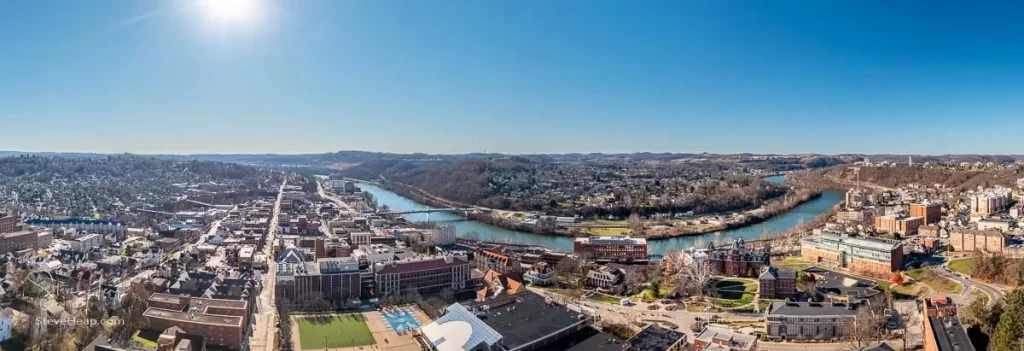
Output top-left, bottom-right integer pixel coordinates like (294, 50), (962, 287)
(2, 1), (1023, 155)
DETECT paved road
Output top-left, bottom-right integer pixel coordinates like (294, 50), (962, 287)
(249, 182), (286, 351)
(935, 265), (1005, 306)
(317, 179), (354, 212)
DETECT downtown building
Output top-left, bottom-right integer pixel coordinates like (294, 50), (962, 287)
(801, 231), (903, 276)
(573, 236), (648, 262)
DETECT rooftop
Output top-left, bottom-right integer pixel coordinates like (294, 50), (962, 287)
(473, 291), (591, 350)
(625, 324), (687, 351)
(810, 231), (902, 251)
(693, 324), (757, 351)
(420, 303), (503, 351)
(766, 300), (865, 316)
(577, 236), (647, 245)
(928, 315), (975, 351)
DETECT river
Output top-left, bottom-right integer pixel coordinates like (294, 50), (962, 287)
(356, 175), (843, 255)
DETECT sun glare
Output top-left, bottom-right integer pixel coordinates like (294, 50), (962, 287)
(200, 0), (261, 26)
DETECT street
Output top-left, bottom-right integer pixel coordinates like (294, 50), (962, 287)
(934, 265), (1005, 306)
(248, 181), (286, 351)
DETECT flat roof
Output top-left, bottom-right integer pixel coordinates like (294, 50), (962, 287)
(767, 300), (864, 317)
(475, 292), (589, 350)
(693, 324), (756, 351)
(928, 315), (975, 351)
(625, 324), (686, 351)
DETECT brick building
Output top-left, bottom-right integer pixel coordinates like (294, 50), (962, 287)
(801, 231), (903, 277)
(0, 230), (38, 255)
(922, 296), (974, 351)
(574, 236), (648, 262)
(474, 248), (523, 275)
(910, 202), (943, 225)
(374, 255), (470, 297)
(699, 239), (770, 277)
(0, 213), (18, 234)
(947, 228), (1005, 254)
(874, 215), (923, 236)
(143, 293), (249, 350)
(758, 267), (796, 300)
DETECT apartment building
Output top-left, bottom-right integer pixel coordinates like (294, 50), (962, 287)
(573, 236), (648, 262)
(143, 293), (249, 350)
(0, 230), (38, 254)
(801, 231), (903, 276)
(910, 202), (943, 225)
(970, 188), (1012, 216)
(474, 249), (523, 275)
(25, 218), (126, 236)
(947, 228), (1005, 254)
(874, 215), (923, 236)
(374, 255), (470, 296)
(836, 209), (875, 224)
(0, 214), (18, 234)
(977, 218), (1012, 232)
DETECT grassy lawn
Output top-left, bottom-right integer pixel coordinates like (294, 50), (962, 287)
(584, 227), (630, 236)
(971, 289), (989, 306)
(297, 314), (375, 349)
(590, 293), (624, 305)
(709, 293), (754, 308)
(906, 268), (962, 294)
(948, 258), (977, 275)
(772, 256), (813, 271)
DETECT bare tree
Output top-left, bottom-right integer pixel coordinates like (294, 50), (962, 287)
(627, 213), (644, 235)
(897, 310), (919, 351)
(669, 250), (716, 299)
(844, 307), (885, 349)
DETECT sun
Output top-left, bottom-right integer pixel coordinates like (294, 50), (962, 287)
(200, 0), (261, 26)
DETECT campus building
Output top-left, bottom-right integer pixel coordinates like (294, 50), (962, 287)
(922, 296), (974, 351)
(142, 293), (249, 350)
(699, 239), (770, 278)
(910, 202), (943, 225)
(758, 267), (797, 300)
(374, 255), (471, 296)
(874, 215), (923, 236)
(765, 300), (869, 340)
(275, 257), (362, 305)
(947, 228), (1005, 254)
(573, 236), (648, 262)
(25, 218), (126, 236)
(801, 231), (903, 276)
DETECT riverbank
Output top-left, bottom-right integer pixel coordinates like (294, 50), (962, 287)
(354, 176), (826, 241)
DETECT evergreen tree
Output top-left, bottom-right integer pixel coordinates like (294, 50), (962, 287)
(991, 288), (1024, 351)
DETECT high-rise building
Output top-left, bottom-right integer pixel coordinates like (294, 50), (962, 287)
(0, 214), (19, 234)
(970, 188), (1012, 216)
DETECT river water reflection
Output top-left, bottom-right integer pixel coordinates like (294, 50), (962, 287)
(357, 175), (842, 255)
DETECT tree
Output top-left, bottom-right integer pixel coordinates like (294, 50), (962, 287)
(964, 298), (1002, 336)
(110, 284), (152, 344)
(844, 307), (885, 349)
(890, 272), (904, 285)
(991, 288), (1024, 351)
(627, 213), (643, 235)
(555, 257), (587, 287)
(669, 250), (716, 298)
(897, 310), (918, 351)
